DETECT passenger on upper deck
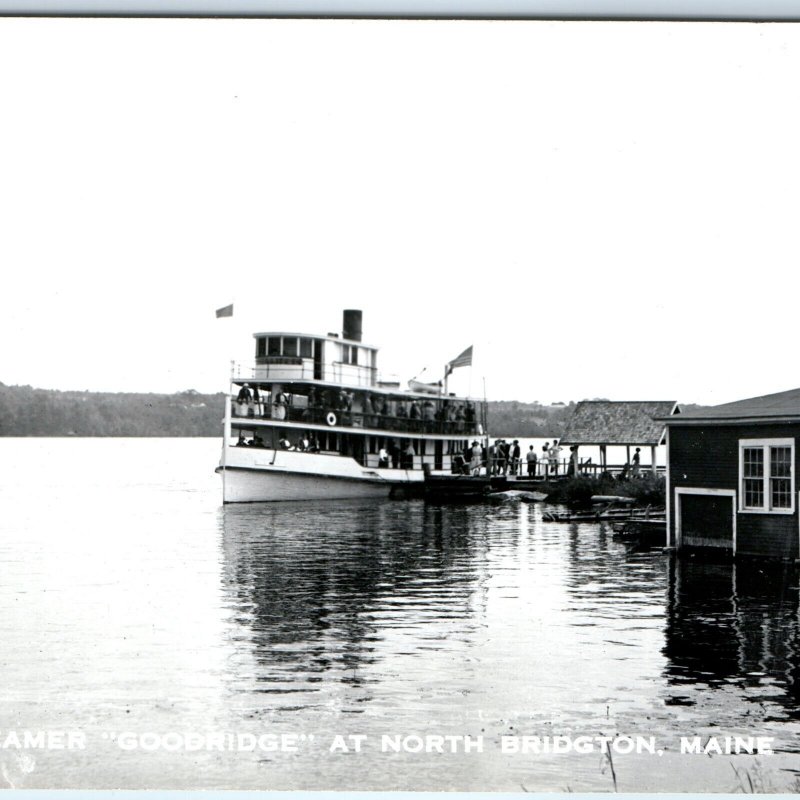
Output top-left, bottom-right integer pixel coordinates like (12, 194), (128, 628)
(377, 395), (389, 428)
(465, 401), (476, 430)
(236, 383), (253, 417)
(422, 400), (435, 430)
(363, 393), (375, 427)
(273, 389), (288, 420)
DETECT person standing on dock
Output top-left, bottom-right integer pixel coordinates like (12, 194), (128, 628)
(526, 445), (538, 477)
(470, 441), (482, 475)
(549, 440), (561, 476)
(567, 445), (578, 477)
(510, 440), (521, 475)
(632, 447), (641, 477)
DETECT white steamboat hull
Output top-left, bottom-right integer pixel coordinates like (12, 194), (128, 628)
(219, 448), (420, 503)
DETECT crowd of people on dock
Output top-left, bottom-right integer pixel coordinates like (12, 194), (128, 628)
(233, 383), (480, 435)
(474, 439), (572, 477)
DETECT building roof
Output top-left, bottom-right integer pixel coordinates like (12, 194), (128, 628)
(665, 386), (800, 424)
(559, 401), (678, 446)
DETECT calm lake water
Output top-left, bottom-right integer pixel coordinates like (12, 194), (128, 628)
(1, 438), (799, 791)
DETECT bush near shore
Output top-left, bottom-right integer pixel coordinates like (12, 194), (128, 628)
(544, 474), (665, 508)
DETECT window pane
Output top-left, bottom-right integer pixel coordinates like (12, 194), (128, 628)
(771, 477), (792, 508)
(351, 347), (359, 365)
(770, 446), (792, 477)
(770, 447), (792, 508)
(743, 447), (764, 478)
(256, 337), (266, 357)
(284, 337), (298, 357)
(744, 478), (764, 508)
(300, 338), (313, 358)
(268, 337), (281, 356)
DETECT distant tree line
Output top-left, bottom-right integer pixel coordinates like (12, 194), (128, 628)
(0, 383), (226, 436)
(484, 400), (576, 438)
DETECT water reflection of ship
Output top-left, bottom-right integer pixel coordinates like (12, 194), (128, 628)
(219, 501), (492, 706)
(664, 558), (800, 719)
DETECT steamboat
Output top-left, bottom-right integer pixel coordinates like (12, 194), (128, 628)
(218, 310), (486, 502)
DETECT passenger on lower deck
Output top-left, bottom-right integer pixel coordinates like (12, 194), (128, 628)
(403, 441), (415, 469)
(389, 440), (400, 469)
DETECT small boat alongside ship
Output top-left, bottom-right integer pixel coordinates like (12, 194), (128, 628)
(218, 310), (487, 503)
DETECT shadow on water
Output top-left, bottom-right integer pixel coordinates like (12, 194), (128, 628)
(217, 499), (497, 707)
(664, 557), (800, 729)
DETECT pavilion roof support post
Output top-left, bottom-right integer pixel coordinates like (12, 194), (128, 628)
(626, 445), (631, 466)
(651, 444), (658, 476)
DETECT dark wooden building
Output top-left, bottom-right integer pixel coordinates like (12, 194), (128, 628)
(665, 387), (800, 560)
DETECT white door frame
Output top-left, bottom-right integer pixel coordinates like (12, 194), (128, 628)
(675, 487), (737, 554)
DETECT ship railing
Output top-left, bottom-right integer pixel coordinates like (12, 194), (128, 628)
(485, 457), (666, 479)
(231, 400), (482, 437)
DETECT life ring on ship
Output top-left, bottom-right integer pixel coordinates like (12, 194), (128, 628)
(326, 411), (337, 426)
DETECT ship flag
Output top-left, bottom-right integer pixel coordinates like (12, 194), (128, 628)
(445, 345), (473, 376)
(215, 304), (234, 318)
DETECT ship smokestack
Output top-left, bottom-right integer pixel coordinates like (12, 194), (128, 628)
(343, 309), (362, 342)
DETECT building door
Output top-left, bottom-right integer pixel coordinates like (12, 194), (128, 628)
(676, 489), (736, 552)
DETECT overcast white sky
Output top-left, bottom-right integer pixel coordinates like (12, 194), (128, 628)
(1, 19), (798, 405)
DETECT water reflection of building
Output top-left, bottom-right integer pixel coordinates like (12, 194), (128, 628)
(219, 500), (491, 707)
(664, 558), (800, 718)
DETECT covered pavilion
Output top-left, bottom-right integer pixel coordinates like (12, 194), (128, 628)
(559, 400), (680, 475)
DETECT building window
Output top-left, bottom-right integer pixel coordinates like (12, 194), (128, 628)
(739, 438), (795, 513)
(300, 338), (313, 358)
(268, 337), (281, 356)
(283, 337), (298, 357)
(256, 337), (266, 358)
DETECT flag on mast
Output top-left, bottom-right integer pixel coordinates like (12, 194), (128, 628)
(215, 304), (234, 318)
(445, 345), (473, 376)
